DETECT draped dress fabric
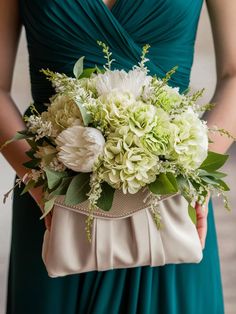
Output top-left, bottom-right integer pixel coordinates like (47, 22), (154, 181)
(7, 0), (224, 313)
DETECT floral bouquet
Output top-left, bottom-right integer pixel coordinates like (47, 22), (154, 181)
(3, 42), (233, 241)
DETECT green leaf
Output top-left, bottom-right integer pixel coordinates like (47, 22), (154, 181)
(80, 67), (97, 78)
(20, 179), (37, 195)
(177, 175), (195, 203)
(45, 168), (68, 190)
(96, 182), (115, 211)
(210, 171), (227, 179)
(14, 130), (32, 140)
(49, 177), (72, 196)
(40, 197), (57, 219)
(201, 176), (220, 186)
(74, 99), (92, 126)
(200, 176), (230, 191)
(148, 173), (179, 195)
(198, 169), (227, 179)
(73, 56), (85, 79)
(200, 151), (229, 172)
(188, 204), (197, 225)
(23, 159), (40, 169)
(26, 139), (38, 150)
(0, 131), (32, 151)
(65, 173), (90, 205)
(25, 149), (37, 159)
(215, 179), (230, 191)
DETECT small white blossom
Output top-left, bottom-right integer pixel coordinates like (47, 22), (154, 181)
(28, 169), (44, 182)
(26, 115), (52, 140)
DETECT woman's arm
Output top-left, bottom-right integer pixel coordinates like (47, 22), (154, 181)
(0, 0), (50, 227)
(205, 0), (236, 153)
(196, 1), (236, 248)
(0, 0), (31, 177)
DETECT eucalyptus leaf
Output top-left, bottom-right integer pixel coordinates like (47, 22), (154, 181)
(23, 159), (40, 169)
(15, 131), (32, 140)
(25, 149), (37, 159)
(188, 204), (197, 225)
(26, 139), (39, 150)
(210, 171), (227, 179)
(65, 173), (90, 205)
(73, 56), (85, 79)
(201, 176), (220, 186)
(45, 168), (68, 190)
(96, 182), (115, 211)
(50, 177), (73, 196)
(40, 196), (57, 219)
(148, 173), (178, 195)
(215, 179), (230, 191)
(198, 169), (227, 179)
(74, 99), (91, 126)
(80, 67), (97, 78)
(200, 151), (229, 172)
(0, 131), (32, 151)
(20, 180), (37, 195)
(177, 176), (194, 203)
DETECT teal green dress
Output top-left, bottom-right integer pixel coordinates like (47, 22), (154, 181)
(7, 0), (224, 313)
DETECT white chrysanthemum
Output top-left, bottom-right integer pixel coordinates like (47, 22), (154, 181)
(56, 126), (105, 172)
(92, 68), (152, 98)
(172, 108), (208, 169)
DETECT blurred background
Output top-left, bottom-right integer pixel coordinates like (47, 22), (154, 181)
(0, 3), (236, 314)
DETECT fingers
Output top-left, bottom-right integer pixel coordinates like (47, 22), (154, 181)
(195, 202), (208, 249)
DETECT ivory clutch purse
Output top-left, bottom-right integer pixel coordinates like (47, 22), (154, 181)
(42, 190), (203, 277)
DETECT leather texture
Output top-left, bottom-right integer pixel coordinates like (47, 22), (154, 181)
(42, 193), (203, 277)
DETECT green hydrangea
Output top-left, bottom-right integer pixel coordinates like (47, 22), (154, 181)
(128, 103), (157, 137)
(155, 85), (183, 112)
(140, 108), (177, 157)
(171, 108), (208, 170)
(86, 91), (136, 134)
(101, 134), (159, 194)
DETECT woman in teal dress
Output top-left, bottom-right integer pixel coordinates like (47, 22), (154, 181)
(1, 0), (236, 313)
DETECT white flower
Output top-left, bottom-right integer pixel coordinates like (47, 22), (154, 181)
(26, 115), (53, 140)
(56, 126), (105, 172)
(28, 169), (44, 182)
(41, 95), (83, 137)
(92, 68), (152, 98)
(172, 108), (208, 169)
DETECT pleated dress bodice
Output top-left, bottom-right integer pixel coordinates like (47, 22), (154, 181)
(20, 0), (203, 108)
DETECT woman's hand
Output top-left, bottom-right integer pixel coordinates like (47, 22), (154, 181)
(195, 194), (210, 249)
(29, 185), (52, 231)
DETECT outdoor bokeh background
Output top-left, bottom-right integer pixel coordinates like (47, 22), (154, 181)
(0, 4), (236, 314)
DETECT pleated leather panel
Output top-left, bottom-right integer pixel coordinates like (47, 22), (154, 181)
(42, 194), (202, 277)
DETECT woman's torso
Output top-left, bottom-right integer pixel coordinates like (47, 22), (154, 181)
(19, 0), (203, 108)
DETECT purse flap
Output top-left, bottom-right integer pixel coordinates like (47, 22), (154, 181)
(54, 189), (178, 219)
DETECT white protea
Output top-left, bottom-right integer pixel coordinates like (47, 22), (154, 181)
(92, 68), (152, 99)
(56, 126), (105, 172)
